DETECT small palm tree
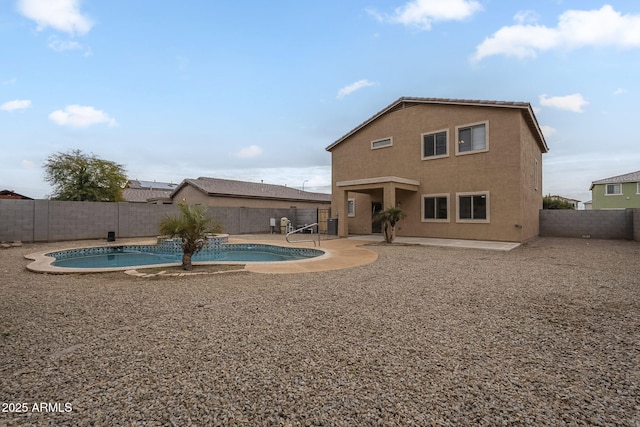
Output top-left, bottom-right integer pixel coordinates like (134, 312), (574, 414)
(159, 201), (220, 270)
(375, 206), (406, 244)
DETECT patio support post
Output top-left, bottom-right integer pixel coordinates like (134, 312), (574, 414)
(383, 184), (396, 210)
(338, 189), (349, 237)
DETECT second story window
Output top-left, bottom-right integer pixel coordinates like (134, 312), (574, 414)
(456, 122), (488, 155)
(422, 130), (448, 159)
(606, 183), (621, 195)
(371, 137), (393, 150)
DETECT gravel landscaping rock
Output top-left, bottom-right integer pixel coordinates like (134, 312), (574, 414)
(1, 237), (639, 426)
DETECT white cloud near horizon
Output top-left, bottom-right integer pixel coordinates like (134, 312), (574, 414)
(539, 93), (588, 113)
(1, 99), (32, 111)
(337, 79), (376, 99)
(473, 5), (640, 61)
(49, 105), (117, 128)
(234, 145), (263, 159)
(17, 0), (93, 35)
(369, 0), (482, 30)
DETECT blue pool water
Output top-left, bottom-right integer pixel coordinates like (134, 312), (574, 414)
(49, 244), (323, 269)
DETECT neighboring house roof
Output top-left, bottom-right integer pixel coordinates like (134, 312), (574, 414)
(325, 96), (549, 153)
(0, 190), (33, 200)
(122, 188), (174, 203)
(172, 177), (332, 203)
(589, 170), (640, 189)
(127, 180), (178, 190)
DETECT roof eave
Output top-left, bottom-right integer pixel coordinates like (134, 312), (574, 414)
(326, 97), (549, 153)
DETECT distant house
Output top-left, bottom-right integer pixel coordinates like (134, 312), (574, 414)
(0, 190), (33, 200)
(326, 97), (548, 242)
(589, 170), (640, 209)
(171, 177), (332, 209)
(583, 200), (592, 210)
(123, 180), (177, 204)
(547, 195), (580, 209)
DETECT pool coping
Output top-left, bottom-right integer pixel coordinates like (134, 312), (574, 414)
(24, 237), (379, 275)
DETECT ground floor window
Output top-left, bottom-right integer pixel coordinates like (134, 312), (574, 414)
(347, 199), (355, 217)
(422, 194), (449, 221)
(457, 192), (490, 222)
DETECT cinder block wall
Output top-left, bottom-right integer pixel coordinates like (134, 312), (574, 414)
(0, 200), (322, 242)
(0, 200), (34, 242)
(208, 207), (297, 235)
(540, 209), (634, 240)
(634, 209), (640, 241)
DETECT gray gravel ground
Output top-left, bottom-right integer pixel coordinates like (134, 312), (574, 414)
(1, 236), (639, 426)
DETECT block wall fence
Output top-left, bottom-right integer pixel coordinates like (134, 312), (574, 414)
(1, 200), (638, 243)
(0, 200), (323, 243)
(539, 209), (640, 241)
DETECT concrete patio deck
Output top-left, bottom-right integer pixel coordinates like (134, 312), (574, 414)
(347, 235), (521, 251)
(24, 234), (518, 275)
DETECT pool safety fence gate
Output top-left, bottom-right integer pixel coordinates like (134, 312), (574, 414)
(0, 199), (332, 243)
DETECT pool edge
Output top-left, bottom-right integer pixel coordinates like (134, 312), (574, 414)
(24, 237), (377, 274)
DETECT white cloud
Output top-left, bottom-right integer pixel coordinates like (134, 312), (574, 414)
(539, 93), (588, 113)
(49, 105), (117, 128)
(17, 0), (93, 35)
(613, 88), (627, 95)
(513, 10), (539, 25)
(48, 36), (91, 55)
(2, 78), (17, 85)
(21, 160), (36, 169)
(235, 145), (263, 159)
(371, 0), (482, 30)
(540, 125), (557, 139)
(473, 5), (640, 61)
(0, 99), (32, 111)
(337, 80), (376, 99)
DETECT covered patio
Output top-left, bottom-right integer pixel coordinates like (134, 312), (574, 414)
(334, 176), (420, 237)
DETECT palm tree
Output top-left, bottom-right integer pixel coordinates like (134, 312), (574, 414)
(159, 201), (220, 270)
(375, 206), (406, 244)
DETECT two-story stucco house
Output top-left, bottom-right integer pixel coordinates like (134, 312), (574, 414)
(326, 97), (549, 243)
(589, 170), (640, 209)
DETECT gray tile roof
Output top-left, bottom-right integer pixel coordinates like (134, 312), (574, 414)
(326, 96), (548, 153)
(591, 170), (640, 185)
(123, 188), (173, 203)
(174, 177), (332, 203)
(127, 180), (178, 190)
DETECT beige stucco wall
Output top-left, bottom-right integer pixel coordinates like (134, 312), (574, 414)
(519, 114), (544, 241)
(330, 103), (545, 242)
(173, 185), (331, 209)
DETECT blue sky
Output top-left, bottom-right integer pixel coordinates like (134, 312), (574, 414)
(2, 0), (639, 205)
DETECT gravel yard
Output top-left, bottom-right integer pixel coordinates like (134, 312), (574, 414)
(1, 236), (639, 426)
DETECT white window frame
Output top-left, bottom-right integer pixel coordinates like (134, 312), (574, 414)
(636, 182), (640, 195)
(605, 183), (622, 195)
(455, 121), (489, 156)
(371, 137), (393, 150)
(456, 191), (490, 223)
(421, 193), (450, 222)
(347, 198), (356, 217)
(421, 129), (449, 160)
(534, 159), (539, 191)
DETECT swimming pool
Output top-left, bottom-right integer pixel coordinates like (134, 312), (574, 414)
(46, 243), (324, 269)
